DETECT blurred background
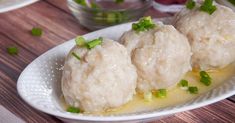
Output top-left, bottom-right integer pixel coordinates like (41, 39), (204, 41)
(0, 0), (234, 30)
(67, 0), (187, 30)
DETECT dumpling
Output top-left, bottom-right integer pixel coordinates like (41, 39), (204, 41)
(173, 3), (235, 70)
(120, 23), (192, 92)
(61, 38), (137, 112)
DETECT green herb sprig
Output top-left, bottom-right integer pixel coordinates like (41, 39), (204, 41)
(31, 27), (43, 37)
(75, 36), (86, 46)
(67, 106), (81, 113)
(72, 52), (81, 61)
(7, 46), (18, 55)
(200, 71), (212, 86)
(200, 0), (217, 15)
(86, 37), (103, 49)
(178, 79), (189, 87)
(75, 36), (103, 49)
(155, 89), (167, 98)
(188, 86), (198, 94)
(178, 79), (199, 94)
(186, 0), (196, 10)
(132, 16), (156, 33)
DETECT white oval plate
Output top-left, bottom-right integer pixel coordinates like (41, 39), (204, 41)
(0, 0), (38, 13)
(17, 18), (235, 123)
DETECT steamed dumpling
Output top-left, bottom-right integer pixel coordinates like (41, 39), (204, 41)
(120, 23), (192, 92)
(61, 38), (137, 112)
(173, 4), (235, 70)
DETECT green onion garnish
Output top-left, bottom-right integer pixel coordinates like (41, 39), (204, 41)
(132, 16), (156, 33)
(178, 79), (189, 90)
(178, 79), (189, 87)
(67, 106), (81, 113)
(186, 0), (196, 10)
(144, 91), (153, 102)
(7, 46), (18, 55)
(86, 37), (103, 49)
(31, 27), (43, 37)
(188, 86), (198, 94)
(72, 52), (81, 60)
(200, 71), (212, 86)
(155, 89), (167, 98)
(115, 0), (124, 4)
(200, 0), (217, 15)
(74, 0), (87, 6)
(75, 36), (86, 46)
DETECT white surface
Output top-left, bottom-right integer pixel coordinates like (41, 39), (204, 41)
(17, 18), (235, 123)
(0, 0), (38, 13)
(0, 105), (25, 123)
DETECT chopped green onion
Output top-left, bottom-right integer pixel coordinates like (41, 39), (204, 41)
(200, 71), (212, 86)
(31, 27), (43, 37)
(86, 37), (103, 49)
(132, 16), (156, 33)
(155, 89), (167, 98)
(115, 0), (124, 4)
(67, 106), (81, 113)
(188, 86), (198, 94)
(186, 0), (196, 10)
(200, 0), (217, 15)
(72, 52), (81, 60)
(75, 36), (86, 46)
(74, 0), (87, 6)
(144, 91), (153, 102)
(7, 46), (18, 55)
(178, 79), (189, 90)
(178, 79), (189, 87)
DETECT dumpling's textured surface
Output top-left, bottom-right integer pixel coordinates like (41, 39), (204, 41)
(173, 4), (235, 70)
(120, 24), (191, 92)
(62, 38), (137, 112)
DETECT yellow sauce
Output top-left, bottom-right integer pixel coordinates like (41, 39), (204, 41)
(62, 63), (235, 115)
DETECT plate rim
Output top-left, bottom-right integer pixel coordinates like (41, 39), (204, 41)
(17, 17), (235, 121)
(0, 0), (38, 13)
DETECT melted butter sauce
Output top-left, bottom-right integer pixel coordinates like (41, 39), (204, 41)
(62, 63), (235, 115)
